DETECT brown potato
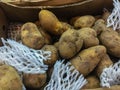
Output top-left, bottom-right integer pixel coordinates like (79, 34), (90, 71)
(99, 29), (120, 57)
(95, 54), (113, 77)
(21, 22), (45, 49)
(70, 45), (106, 76)
(102, 9), (111, 23)
(54, 41), (59, 49)
(73, 15), (95, 28)
(82, 75), (100, 89)
(0, 65), (23, 90)
(58, 29), (83, 59)
(78, 27), (99, 48)
(39, 10), (63, 35)
(41, 45), (58, 66)
(23, 73), (47, 89)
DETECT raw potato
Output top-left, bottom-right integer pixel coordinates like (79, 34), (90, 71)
(82, 75), (100, 89)
(58, 29), (83, 59)
(70, 45), (106, 76)
(73, 15), (95, 28)
(99, 30), (120, 57)
(78, 27), (99, 48)
(23, 73), (47, 89)
(39, 10), (63, 35)
(0, 65), (23, 90)
(41, 45), (58, 66)
(95, 54), (113, 76)
(102, 10), (111, 23)
(21, 22), (45, 49)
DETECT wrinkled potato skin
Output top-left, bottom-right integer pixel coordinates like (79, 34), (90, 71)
(70, 45), (106, 76)
(58, 29), (83, 59)
(74, 15), (95, 28)
(95, 54), (113, 76)
(39, 10), (63, 35)
(78, 28), (99, 48)
(23, 73), (47, 89)
(0, 65), (23, 90)
(21, 22), (44, 49)
(82, 75), (100, 89)
(42, 45), (58, 66)
(99, 30), (120, 57)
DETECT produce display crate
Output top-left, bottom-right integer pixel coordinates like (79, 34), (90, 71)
(0, 0), (120, 90)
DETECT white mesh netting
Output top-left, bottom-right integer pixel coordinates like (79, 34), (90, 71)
(100, 60), (120, 88)
(107, 0), (120, 30)
(44, 60), (87, 90)
(0, 38), (51, 74)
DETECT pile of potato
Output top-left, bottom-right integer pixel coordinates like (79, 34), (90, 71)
(3, 9), (120, 90)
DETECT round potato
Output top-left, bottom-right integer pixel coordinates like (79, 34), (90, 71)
(0, 65), (23, 90)
(70, 45), (106, 76)
(21, 22), (45, 49)
(58, 29), (83, 59)
(73, 15), (95, 28)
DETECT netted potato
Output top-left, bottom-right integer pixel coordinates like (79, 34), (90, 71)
(102, 9), (111, 23)
(73, 15), (95, 28)
(99, 29), (120, 57)
(70, 45), (106, 76)
(0, 65), (23, 90)
(39, 10), (68, 35)
(23, 73), (47, 89)
(58, 29), (83, 59)
(78, 27), (99, 48)
(41, 45), (58, 66)
(95, 54), (113, 77)
(82, 75), (100, 89)
(21, 22), (45, 49)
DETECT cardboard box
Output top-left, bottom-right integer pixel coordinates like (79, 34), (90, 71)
(0, 0), (119, 90)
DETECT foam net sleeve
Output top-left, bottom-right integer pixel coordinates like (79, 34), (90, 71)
(100, 60), (120, 88)
(0, 38), (51, 74)
(107, 0), (120, 30)
(44, 60), (87, 90)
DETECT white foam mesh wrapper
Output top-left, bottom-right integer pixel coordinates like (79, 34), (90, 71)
(107, 0), (120, 30)
(100, 60), (120, 88)
(44, 60), (87, 90)
(0, 38), (51, 74)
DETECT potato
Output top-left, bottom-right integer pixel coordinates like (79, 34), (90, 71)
(102, 9), (111, 23)
(58, 29), (83, 59)
(99, 30), (120, 57)
(21, 22), (45, 49)
(70, 45), (106, 76)
(95, 54), (113, 76)
(41, 45), (58, 66)
(78, 27), (99, 48)
(39, 10), (63, 35)
(70, 16), (80, 25)
(23, 73), (47, 89)
(73, 15), (95, 28)
(54, 41), (59, 49)
(82, 75), (100, 89)
(0, 65), (23, 90)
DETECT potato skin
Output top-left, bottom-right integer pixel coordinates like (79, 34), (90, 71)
(95, 54), (113, 76)
(0, 65), (23, 90)
(99, 30), (120, 57)
(74, 15), (95, 28)
(58, 29), (83, 59)
(23, 73), (47, 89)
(41, 45), (58, 66)
(39, 10), (63, 35)
(78, 27), (99, 48)
(21, 22), (45, 49)
(82, 75), (100, 89)
(70, 45), (106, 76)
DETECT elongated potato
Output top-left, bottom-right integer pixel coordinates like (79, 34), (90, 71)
(99, 30), (120, 57)
(21, 22), (45, 49)
(58, 29), (83, 59)
(78, 27), (99, 48)
(0, 65), (23, 90)
(70, 45), (106, 76)
(73, 15), (95, 28)
(95, 54), (113, 76)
